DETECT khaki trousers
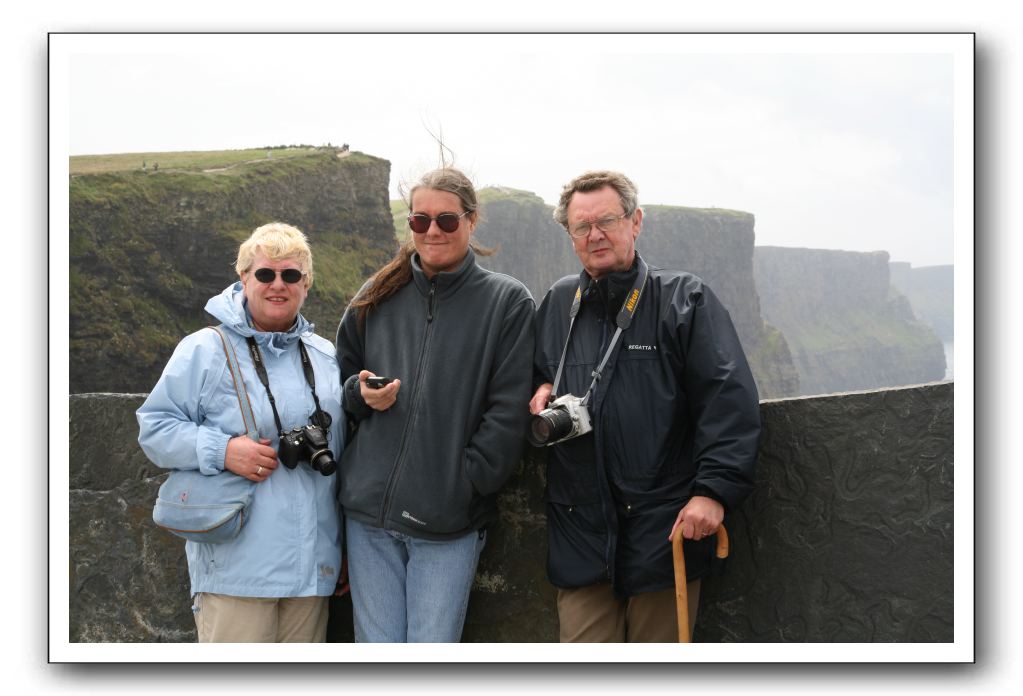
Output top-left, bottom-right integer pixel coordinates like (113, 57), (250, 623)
(557, 580), (701, 643)
(193, 593), (329, 643)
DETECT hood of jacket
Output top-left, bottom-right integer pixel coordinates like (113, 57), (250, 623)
(204, 282), (316, 357)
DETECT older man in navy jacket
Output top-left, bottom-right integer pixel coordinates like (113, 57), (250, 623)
(530, 170), (761, 642)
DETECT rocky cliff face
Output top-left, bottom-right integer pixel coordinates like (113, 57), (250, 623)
(473, 190), (799, 398)
(754, 247), (947, 396)
(472, 187), (577, 303)
(69, 150), (396, 393)
(889, 262), (954, 342)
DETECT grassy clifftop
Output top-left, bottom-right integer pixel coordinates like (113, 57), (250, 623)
(70, 147), (396, 393)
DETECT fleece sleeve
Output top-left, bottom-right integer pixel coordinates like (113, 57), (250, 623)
(335, 300), (374, 422)
(463, 292), (536, 496)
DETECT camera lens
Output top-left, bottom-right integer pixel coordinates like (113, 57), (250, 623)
(528, 408), (574, 446)
(309, 448), (337, 476)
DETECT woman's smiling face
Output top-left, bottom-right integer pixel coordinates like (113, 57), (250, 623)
(241, 251), (308, 332)
(410, 188), (475, 278)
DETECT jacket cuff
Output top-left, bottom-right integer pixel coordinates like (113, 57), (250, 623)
(342, 374), (373, 420)
(691, 484), (729, 513)
(197, 427), (230, 475)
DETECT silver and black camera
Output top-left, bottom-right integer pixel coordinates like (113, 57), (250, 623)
(528, 394), (593, 447)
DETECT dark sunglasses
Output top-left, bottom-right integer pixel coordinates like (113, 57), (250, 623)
(253, 267), (304, 284)
(407, 211), (470, 234)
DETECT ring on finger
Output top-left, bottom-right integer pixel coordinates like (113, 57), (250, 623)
(256, 465), (264, 476)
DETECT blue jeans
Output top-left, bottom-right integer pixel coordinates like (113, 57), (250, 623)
(345, 517), (486, 642)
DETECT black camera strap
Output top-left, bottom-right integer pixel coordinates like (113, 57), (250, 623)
(245, 337), (327, 436)
(550, 256), (649, 406)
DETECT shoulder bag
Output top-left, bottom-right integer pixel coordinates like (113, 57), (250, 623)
(151, 326), (259, 543)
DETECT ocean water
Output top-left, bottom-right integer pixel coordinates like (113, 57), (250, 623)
(944, 341), (954, 380)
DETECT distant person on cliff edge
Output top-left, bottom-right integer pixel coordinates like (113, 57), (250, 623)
(335, 165), (535, 642)
(529, 170), (761, 642)
(137, 222), (344, 642)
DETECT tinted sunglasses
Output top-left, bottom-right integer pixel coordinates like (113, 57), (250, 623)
(253, 267), (304, 284)
(407, 211), (470, 234)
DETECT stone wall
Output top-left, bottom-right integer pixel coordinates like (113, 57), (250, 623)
(68, 382), (953, 642)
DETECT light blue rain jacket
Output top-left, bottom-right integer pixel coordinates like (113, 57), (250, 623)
(137, 282), (343, 597)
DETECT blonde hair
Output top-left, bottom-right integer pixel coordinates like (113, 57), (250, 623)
(235, 222), (314, 287)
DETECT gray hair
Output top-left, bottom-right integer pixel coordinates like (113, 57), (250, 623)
(553, 170), (640, 228)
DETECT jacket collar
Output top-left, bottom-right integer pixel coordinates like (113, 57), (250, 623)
(203, 281), (314, 357)
(580, 252), (643, 318)
(410, 248), (477, 297)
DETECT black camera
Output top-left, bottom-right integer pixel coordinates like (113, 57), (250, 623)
(527, 394), (593, 447)
(279, 424), (337, 476)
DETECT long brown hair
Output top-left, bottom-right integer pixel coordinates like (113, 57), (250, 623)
(351, 167), (492, 329)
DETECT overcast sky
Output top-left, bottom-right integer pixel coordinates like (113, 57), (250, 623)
(62, 34), (965, 268)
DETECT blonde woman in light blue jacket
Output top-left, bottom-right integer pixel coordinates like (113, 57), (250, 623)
(137, 222), (344, 642)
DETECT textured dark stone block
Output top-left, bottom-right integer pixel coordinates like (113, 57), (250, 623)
(70, 393), (162, 490)
(697, 382), (954, 642)
(461, 447), (559, 642)
(70, 475), (194, 642)
(68, 383), (953, 642)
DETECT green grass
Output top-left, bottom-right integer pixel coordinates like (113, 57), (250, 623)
(643, 204), (752, 218)
(477, 186), (546, 205)
(390, 200), (411, 242)
(69, 146), (332, 175)
(785, 307), (937, 354)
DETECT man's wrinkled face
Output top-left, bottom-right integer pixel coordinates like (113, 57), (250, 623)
(566, 186), (642, 280)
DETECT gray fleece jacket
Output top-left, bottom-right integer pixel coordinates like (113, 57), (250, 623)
(335, 250), (535, 540)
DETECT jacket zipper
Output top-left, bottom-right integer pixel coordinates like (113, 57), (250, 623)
(593, 308), (618, 588)
(378, 281), (438, 527)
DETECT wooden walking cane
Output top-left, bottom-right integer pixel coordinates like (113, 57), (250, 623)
(671, 523), (730, 642)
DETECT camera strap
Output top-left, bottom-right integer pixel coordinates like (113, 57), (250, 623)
(245, 337), (326, 437)
(550, 257), (649, 406)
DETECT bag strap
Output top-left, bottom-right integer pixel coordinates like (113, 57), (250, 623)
(207, 326), (259, 441)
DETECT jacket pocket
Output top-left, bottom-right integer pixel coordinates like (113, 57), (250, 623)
(388, 452), (474, 535)
(546, 501), (608, 588)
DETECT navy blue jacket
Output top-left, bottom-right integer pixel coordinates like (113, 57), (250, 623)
(534, 253), (760, 596)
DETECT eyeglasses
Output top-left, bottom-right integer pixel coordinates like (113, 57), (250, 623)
(407, 211), (470, 234)
(568, 213), (630, 238)
(253, 268), (304, 284)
